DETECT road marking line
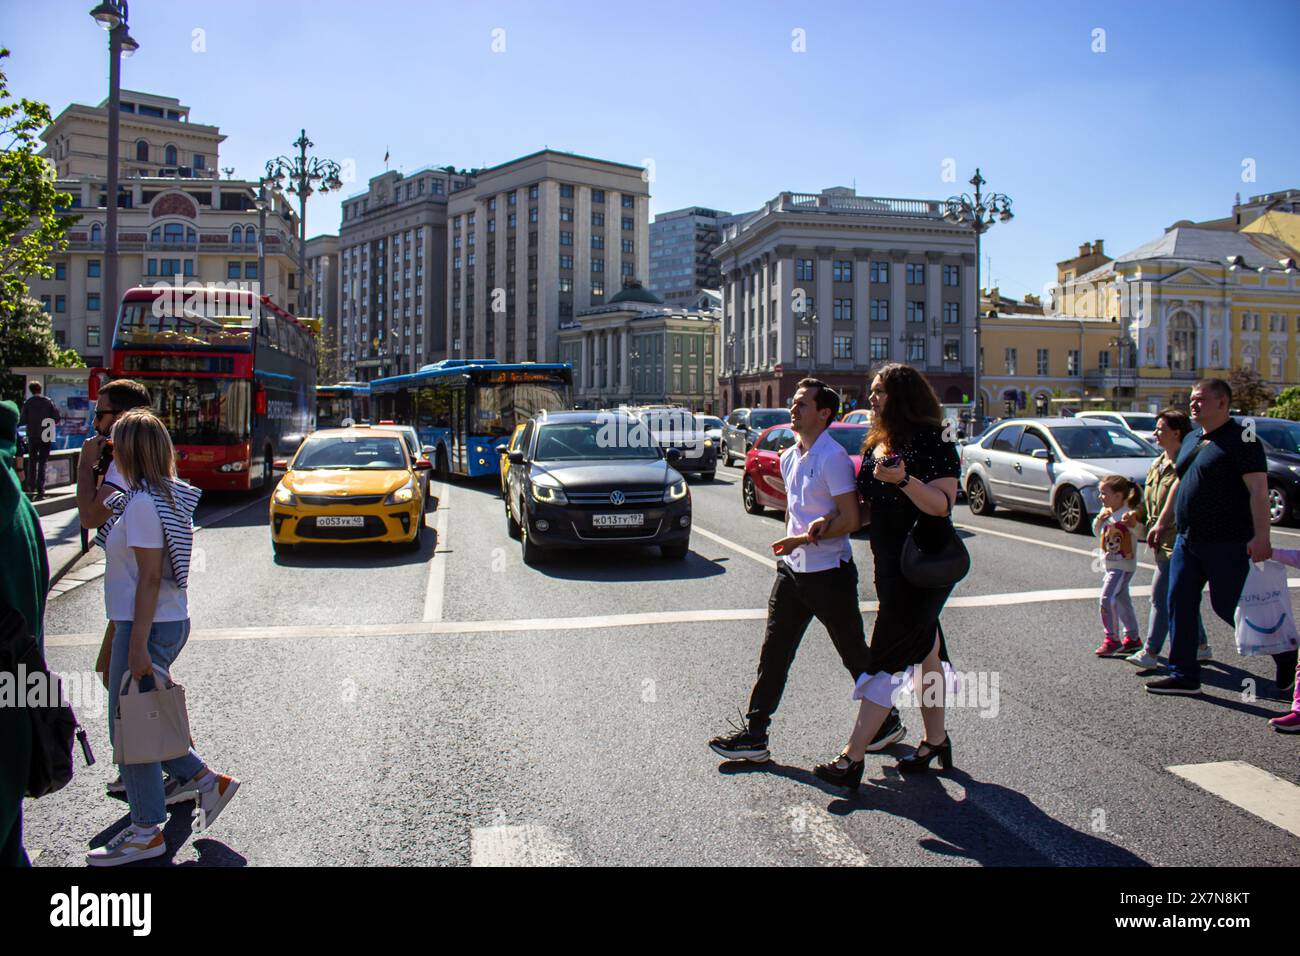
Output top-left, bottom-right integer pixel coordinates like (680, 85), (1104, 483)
(693, 525), (777, 570)
(1167, 761), (1300, 838)
(423, 480), (450, 622)
(470, 825), (579, 866)
(789, 802), (872, 867)
(954, 522), (1158, 571)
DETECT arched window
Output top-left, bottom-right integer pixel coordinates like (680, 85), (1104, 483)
(135, 140), (149, 162)
(165, 145), (177, 166)
(232, 225), (243, 244)
(90, 223), (103, 242)
(1166, 312), (1197, 373)
(150, 226), (160, 242)
(244, 225), (256, 245)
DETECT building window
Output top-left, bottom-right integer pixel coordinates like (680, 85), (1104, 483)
(508, 213), (517, 228)
(943, 338), (959, 363)
(1005, 348), (1017, 374)
(592, 258), (604, 273)
(870, 299), (889, 323)
(559, 254), (573, 269)
(943, 264), (961, 286)
(621, 194), (634, 208)
(559, 184), (574, 198)
(870, 261), (889, 283)
(622, 217), (633, 231)
(1037, 348), (1049, 375)
(560, 231), (573, 246)
(488, 219), (496, 233)
(488, 197), (497, 212)
(39, 295), (50, 312)
(591, 281), (604, 297)
(943, 302), (959, 324)
(146, 258), (157, 276)
(529, 185), (539, 200)
(621, 239), (633, 254)
(833, 334), (853, 359)
(832, 260), (853, 283)
(796, 258), (814, 281)
(559, 277), (573, 293)
(908, 339), (925, 363)
(468, 213), (475, 226)
(796, 333), (812, 359)
(87, 259), (101, 278)
(90, 223), (103, 242)
(871, 335), (890, 361)
(135, 140), (148, 162)
(529, 207), (538, 223)
(193, 154), (205, 170)
(1067, 350), (1080, 376)
(592, 235), (604, 250)
(621, 262), (634, 277)
(245, 261), (258, 279)
(833, 298), (852, 321)
(87, 325), (100, 347)
(227, 261), (241, 279)
(560, 206), (573, 222)
(592, 212), (605, 227)
(1098, 350), (1110, 370)
(906, 263), (926, 285)
(55, 295), (66, 313)
(906, 301), (925, 323)
(55, 262), (66, 280)
(87, 293), (100, 311)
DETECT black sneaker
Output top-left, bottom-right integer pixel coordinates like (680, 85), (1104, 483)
(864, 710), (905, 752)
(709, 714), (770, 762)
(1145, 676), (1202, 695)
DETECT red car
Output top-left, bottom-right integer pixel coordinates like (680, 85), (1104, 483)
(742, 422), (870, 514)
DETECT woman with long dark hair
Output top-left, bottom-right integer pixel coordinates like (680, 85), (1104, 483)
(813, 363), (962, 790)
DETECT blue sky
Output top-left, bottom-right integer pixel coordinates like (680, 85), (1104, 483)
(4, 0), (1297, 298)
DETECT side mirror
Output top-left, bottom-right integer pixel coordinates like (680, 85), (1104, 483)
(508, 450), (525, 464)
(493, 443), (508, 454)
(665, 448), (682, 464)
(415, 459), (433, 471)
(1031, 448), (1050, 460)
(273, 458), (289, 470)
(422, 445), (435, 458)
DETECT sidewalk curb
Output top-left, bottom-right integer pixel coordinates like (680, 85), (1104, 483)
(49, 542), (94, 589)
(34, 492), (78, 517)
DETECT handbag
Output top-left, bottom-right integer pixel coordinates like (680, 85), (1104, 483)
(901, 492), (970, 589)
(1234, 560), (1300, 657)
(113, 666), (192, 765)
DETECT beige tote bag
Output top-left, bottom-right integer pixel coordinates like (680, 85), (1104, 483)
(113, 667), (192, 765)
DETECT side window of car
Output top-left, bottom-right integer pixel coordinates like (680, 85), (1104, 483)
(756, 430), (779, 452)
(990, 425), (1024, 453)
(518, 422), (534, 458)
(1018, 429), (1048, 457)
(776, 428), (797, 452)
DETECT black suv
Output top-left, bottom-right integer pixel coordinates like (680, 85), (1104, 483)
(504, 410), (692, 564)
(1247, 417), (1300, 525)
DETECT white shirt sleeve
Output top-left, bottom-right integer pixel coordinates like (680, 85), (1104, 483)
(122, 494), (166, 549)
(824, 447), (857, 497)
(103, 460), (126, 493)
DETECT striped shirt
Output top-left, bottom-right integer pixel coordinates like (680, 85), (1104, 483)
(95, 479), (201, 589)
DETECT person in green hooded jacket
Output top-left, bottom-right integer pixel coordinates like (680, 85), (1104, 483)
(0, 398), (49, 866)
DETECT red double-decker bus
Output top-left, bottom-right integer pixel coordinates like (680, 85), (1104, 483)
(93, 285), (317, 491)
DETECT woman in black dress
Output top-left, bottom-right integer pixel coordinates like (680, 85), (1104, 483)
(813, 363), (961, 791)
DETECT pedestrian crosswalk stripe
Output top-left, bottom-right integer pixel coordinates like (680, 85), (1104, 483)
(470, 825), (580, 866)
(1166, 761), (1300, 839)
(789, 802), (872, 867)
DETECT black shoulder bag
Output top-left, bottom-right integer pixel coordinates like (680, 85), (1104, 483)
(901, 488), (970, 589)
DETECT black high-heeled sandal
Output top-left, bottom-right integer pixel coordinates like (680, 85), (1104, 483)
(813, 751), (865, 791)
(897, 734), (953, 773)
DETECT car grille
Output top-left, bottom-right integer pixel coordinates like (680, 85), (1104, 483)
(297, 494), (384, 506)
(571, 520), (665, 540)
(296, 515), (388, 539)
(565, 489), (664, 505)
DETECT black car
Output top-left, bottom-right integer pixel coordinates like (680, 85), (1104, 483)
(1248, 417), (1300, 525)
(504, 410), (692, 564)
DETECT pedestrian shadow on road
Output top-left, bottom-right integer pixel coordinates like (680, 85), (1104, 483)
(89, 808), (248, 868)
(1136, 658), (1294, 718)
(719, 759), (1148, 866)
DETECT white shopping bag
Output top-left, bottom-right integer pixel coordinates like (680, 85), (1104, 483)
(1234, 560), (1300, 657)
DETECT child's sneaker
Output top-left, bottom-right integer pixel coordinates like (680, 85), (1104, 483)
(1268, 711), (1300, 733)
(1094, 638), (1123, 657)
(1126, 649), (1161, 669)
(86, 824), (166, 867)
(1119, 638), (1143, 655)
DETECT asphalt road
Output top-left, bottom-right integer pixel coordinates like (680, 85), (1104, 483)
(23, 462), (1300, 867)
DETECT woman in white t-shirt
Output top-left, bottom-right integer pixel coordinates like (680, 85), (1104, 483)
(87, 409), (241, 867)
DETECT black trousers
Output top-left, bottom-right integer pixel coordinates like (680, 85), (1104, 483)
(746, 559), (872, 734)
(24, 443), (50, 494)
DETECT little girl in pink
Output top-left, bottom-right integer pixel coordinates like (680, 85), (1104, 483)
(1266, 548), (1300, 733)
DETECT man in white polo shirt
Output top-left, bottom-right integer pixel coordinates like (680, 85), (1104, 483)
(709, 379), (904, 762)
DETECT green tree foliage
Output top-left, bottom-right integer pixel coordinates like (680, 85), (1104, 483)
(1268, 385), (1300, 422)
(1227, 366), (1275, 416)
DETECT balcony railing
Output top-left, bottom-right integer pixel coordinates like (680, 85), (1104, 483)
(1084, 367), (1139, 389)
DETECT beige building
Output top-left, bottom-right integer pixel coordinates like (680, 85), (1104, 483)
(556, 281), (720, 411)
(304, 234), (340, 377)
(447, 150), (650, 364)
(338, 166), (467, 380)
(34, 91), (299, 366)
(714, 187), (978, 413)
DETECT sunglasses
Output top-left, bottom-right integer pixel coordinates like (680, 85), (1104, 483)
(93, 409), (116, 420)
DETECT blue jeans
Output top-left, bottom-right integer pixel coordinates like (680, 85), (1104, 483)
(1146, 555), (1207, 656)
(108, 619), (205, 827)
(1166, 536), (1249, 684)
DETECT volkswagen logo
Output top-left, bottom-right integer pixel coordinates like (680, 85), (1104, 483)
(609, 490), (625, 506)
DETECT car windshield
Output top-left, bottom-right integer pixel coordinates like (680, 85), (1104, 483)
(294, 435), (408, 470)
(1256, 422), (1300, 454)
(828, 427), (868, 457)
(533, 422), (661, 461)
(1122, 415), (1158, 431)
(751, 410), (791, 430)
(696, 416), (723, 430)
(641, 411), (700, 438)
(1049, 426), (1154, 459)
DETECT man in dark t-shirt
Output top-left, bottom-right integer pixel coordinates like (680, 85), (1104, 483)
(1146, 378), (1281, 694)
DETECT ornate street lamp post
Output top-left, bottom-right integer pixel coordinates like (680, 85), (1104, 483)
(90, 1), (138, 335)
(943, 169), (1014, 428)
(264, 130), (342, 315)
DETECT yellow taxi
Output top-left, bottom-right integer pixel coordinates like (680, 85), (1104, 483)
(269, 427), (431, 555)
(496, 423), (527, 498)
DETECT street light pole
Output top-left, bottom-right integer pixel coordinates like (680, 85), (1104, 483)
(265, 130), (342, 315)
(254, 182), (269, 298)
(90, 1), (138, 339)
(943, 169), (1014, 428)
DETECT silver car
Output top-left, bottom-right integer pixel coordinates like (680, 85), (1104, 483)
(960, 417), (1157, 533)
(722, 407), (791, 466)
(1074, 410), (1160, 446)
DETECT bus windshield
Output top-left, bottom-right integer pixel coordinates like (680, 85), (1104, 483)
(114, 299), (254, 351)
(138, 377), (251, 446)
(475, 381), (570, 439)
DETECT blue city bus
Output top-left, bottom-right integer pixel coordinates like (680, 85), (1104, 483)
(369, 360), (572, 479)
(316, 382), (371, 428)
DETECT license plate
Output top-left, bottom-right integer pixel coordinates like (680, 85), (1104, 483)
(593, 513), (644, 528)
(316, 516), (365, 528)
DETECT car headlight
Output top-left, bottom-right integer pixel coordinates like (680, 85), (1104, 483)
(384, 480), (417, 505)
(703, 438), (713, 447)
(1289, 465), (1300, 474)
(664, 479), (688, 502)
(273, 484), (297, 506)
(530, 476), (568, 505)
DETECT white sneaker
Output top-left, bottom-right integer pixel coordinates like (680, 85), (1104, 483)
(193, 772), (241, 832)
(1197, 645), (1213, 662)
(1126, 650), (1161, 669)
(86, 824), (166, 867)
